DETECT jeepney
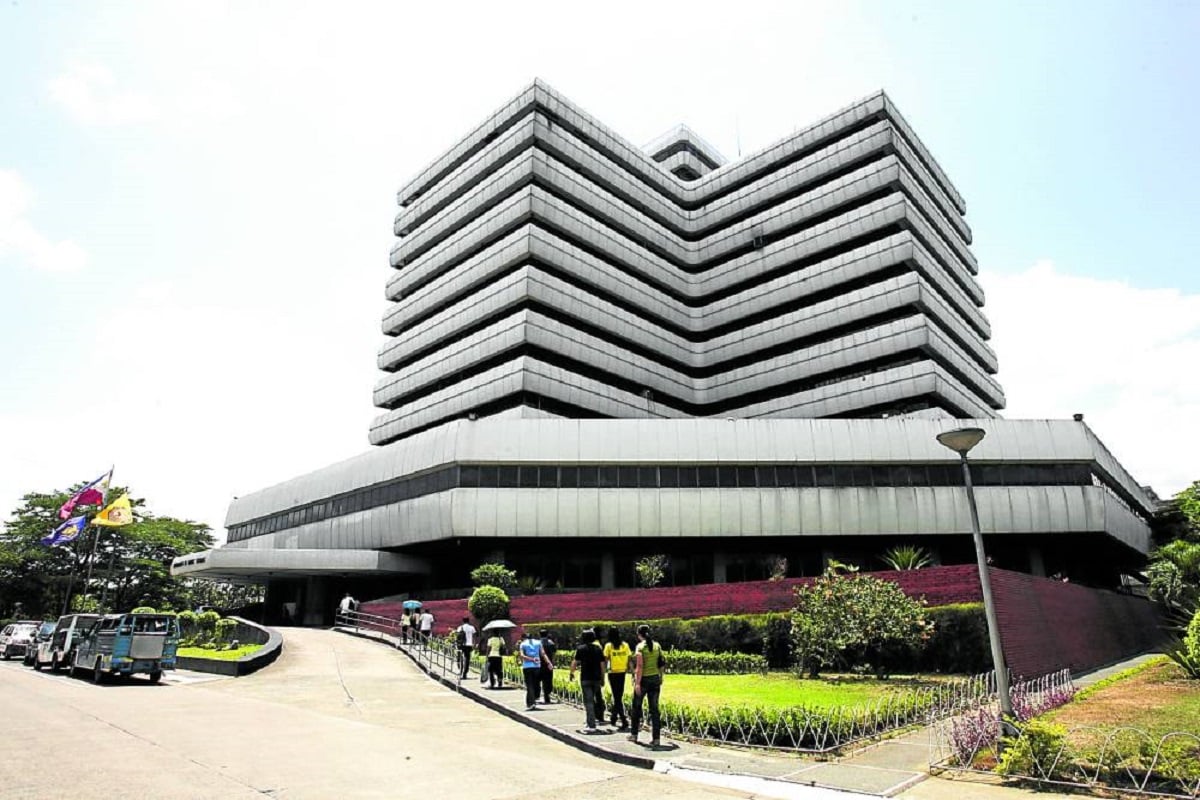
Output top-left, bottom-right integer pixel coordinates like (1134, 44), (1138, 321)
(72, 613), (180, 684)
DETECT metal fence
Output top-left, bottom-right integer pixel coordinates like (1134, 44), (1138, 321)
(335, 608), (475, 685)
(929, 670), (1200, 799)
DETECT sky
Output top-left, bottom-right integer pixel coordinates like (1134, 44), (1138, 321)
(1, 1), (1198, 543)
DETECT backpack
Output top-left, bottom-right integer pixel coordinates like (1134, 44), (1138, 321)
(455, 627), (467, 646)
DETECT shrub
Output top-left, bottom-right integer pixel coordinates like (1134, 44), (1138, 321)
(470, 563), (517, 591)
(131, 606), (157, 614)
(996, 719), (1072, 779)
(791, 564), (930, 677)
(516, 575), (545, 595)
(635, 555), (668, 588)
(467, 586), (510, 626)
(879, 545), (933, 570)
(215, 618), (237, 644)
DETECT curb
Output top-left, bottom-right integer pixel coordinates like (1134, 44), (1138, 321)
(333, 626), (657, 770)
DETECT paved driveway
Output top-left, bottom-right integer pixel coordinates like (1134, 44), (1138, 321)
(0, 628), (754, 799)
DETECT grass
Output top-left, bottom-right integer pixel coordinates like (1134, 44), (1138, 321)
(176, 644), (263, 661)
(662, 672), (940, 710)
(1047, 657), (1200, 737)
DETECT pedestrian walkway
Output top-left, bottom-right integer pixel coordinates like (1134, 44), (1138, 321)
(334, 624), (1156, 799)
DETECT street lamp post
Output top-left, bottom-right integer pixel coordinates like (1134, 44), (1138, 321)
(936, 427), (1015, 728)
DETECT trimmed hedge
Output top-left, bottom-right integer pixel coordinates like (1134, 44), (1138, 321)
(552, 648), (766, 674)
(530, 603), (989, 674)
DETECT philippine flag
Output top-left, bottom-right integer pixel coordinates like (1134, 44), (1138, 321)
(42, 516), (88, 546)
(58, 468), (113, 520)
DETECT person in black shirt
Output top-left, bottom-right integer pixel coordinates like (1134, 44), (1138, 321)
(538, 628), (557, 703)
(569, 629), (606, 732)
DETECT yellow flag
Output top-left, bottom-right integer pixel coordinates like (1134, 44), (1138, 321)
(93, 494), (134, 527)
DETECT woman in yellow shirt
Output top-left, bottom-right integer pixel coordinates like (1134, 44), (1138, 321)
(602, 627), (632, 729)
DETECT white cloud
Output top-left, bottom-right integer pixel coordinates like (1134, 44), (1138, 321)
(47, 62), (157, 127)
(0, 169), (89, 272)
(985, 261), (1200, 497)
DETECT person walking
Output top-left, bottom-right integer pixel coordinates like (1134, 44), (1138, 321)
(418, 609), (435, 645)
(569, 629), (605, 733)
(518, 630), (551, 711)
(603, 627), (631, 729)
(538, 629), (557, 704)
(485, 630), (506, 689)
(400, 610), (412, 644)
(454, 617), (477, 679)
(628, 624), (667, 748)
(337, 593), (357, 617)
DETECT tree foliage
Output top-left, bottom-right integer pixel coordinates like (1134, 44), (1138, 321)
(467, 585), (510, 626)
(635, 554), (668, 588)
(469, 562), (517, 591)
(791, 563), (930, 677)
(0, 485), (232, 619)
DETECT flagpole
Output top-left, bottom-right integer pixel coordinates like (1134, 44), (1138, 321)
(83, 521), (101, 597)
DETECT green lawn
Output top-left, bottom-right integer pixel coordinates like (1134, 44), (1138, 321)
(177, 644), (263, 661)
(1047, 657), (1200, 737)
(662, 672), (938, 710)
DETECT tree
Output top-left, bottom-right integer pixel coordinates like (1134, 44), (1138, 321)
(635, 554), (668, 588)
(469, 562), (517, 591)
(467, 586), (510, 627)
(1, 486), (215, 618)
(791, 563), (930, 677)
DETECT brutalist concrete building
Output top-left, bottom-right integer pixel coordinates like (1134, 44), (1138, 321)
(173, 82), (1154, 624)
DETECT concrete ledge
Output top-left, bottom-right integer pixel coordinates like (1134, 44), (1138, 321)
(176, 619), (283, 677)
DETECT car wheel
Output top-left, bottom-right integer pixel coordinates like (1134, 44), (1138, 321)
(149, 670), (162, 684)
(49, 654), (60, 672)
(2, 650), (10, 661)
(92, 658), (106, 685)
(33, 656), (42, 671)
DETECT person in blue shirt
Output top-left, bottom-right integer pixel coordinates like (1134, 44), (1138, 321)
(518, 630), (551, 711)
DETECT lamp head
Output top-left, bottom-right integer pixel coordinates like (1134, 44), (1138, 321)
(936, 427), (986, 455)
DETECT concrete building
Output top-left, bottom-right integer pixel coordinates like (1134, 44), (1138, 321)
(173, 82), (1153, 624)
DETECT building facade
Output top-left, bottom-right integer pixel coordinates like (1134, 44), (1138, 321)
(173, 83), (1153, 624)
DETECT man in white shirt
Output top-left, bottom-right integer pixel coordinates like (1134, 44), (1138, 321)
(338, 593), (357, 616)
(455, 616), (477, 679)
(418, 610), (435, 645)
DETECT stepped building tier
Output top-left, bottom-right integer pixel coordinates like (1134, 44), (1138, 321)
(173, 83), (1153, 627)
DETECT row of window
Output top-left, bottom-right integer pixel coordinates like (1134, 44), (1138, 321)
(227, 461), (1095, 543)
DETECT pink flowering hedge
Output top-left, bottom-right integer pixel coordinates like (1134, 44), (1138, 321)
(364, 564), (982, 634)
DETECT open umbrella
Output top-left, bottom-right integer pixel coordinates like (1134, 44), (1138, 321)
(481, 619), (517, 632)
(402, 600), (422, 610)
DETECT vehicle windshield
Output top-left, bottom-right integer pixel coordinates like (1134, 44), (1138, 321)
(13, 624), (38, 637)
(38, 622), (55, 636)
(131, 616), (173, 634)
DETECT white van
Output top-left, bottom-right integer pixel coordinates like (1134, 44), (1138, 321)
(34, 614), (100, 672)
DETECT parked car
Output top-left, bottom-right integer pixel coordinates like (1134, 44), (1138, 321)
(33, 614), (100, 672)
(72, 612), (180, 684)
(0, 621), (41, 660)
(22, 621), (57, 666)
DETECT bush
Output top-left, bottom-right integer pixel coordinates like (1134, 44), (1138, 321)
(467, 586), (510, 626)
(131, 606), (157, 614)
(528, 604), (986, 674)
(215, 618), (237, 644)
(791, 564), (930, 677)
(470, 563), (517, 591)
(634, 555), (668, 588)
(996, 719), (1072, 779)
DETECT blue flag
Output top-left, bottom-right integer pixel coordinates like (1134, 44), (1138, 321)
(42, 515), (87, 546)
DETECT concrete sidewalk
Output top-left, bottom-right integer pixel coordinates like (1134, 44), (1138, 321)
(336, 625), (1148, 800)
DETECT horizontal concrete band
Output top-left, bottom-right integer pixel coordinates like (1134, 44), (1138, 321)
(370, 314), (1006, 417)
(229, 418), (1156, 526)
(219, 484), (1148, 558)
(170, 548), (430, 579)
